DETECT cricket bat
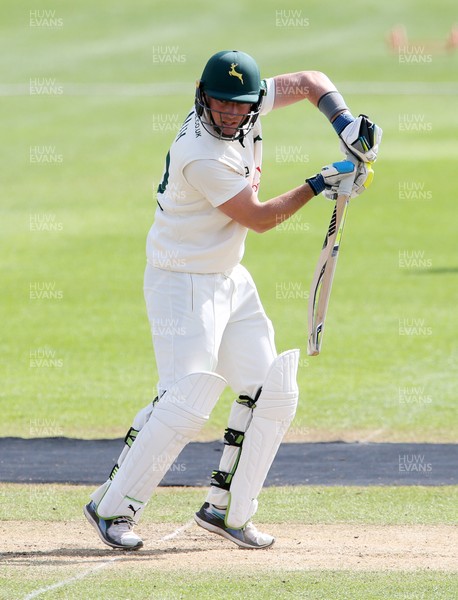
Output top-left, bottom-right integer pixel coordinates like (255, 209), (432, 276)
(307, 163), (357, 356)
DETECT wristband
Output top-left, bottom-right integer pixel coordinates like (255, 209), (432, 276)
(317, 91), (355, 134)
(332, 112), (355, 135)
(306, 173), (325, 196)
(317, 91), (349, 120)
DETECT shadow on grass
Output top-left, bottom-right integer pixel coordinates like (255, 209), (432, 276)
(0, 544), (206, 566)
(406, 267), (458, 275)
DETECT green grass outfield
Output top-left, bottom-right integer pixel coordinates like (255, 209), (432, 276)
(2, 483), (457, 525)
(4, 573), (456, 600)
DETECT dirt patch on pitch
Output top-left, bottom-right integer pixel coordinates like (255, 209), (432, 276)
(1, 520), (457, 573)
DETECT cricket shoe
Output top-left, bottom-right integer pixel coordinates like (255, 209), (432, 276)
(83, 501), (143, 550)
(194, 502), (274, 549)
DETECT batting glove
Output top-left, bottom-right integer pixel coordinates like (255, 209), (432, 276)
(306, 160), (354, 196)
(324, 161), (374, 200)
(336, 114), (382, 163)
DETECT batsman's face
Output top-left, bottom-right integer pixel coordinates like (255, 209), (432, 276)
(206, 96), (252, 137)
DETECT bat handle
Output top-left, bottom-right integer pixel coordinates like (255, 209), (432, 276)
(338, 155), (359, 198)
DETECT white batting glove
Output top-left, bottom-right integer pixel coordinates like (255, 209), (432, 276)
(339, 114), (382, 163)
(306, 160), (363, 198)
(323, 161), (374, 200)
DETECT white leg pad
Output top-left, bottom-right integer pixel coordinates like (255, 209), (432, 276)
(96, 371), (226, 522)
(90, 399), (157, 505)
(226, 349), (299, 528)
(205, 399), (253, 508)
(91, 480), (111, 506)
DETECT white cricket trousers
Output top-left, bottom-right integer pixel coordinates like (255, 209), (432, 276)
(143, 263), (277, 398)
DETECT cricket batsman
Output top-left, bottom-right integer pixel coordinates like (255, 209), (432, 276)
(84, 50), (381, 550)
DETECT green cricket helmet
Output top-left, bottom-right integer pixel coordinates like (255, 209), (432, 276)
(195, 50), (265, 141)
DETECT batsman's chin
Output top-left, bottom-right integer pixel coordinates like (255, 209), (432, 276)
(219, 124), (238, 136)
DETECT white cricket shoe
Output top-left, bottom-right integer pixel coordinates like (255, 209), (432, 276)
(194, 502), (274, 549)
(84, 501), (143, 550)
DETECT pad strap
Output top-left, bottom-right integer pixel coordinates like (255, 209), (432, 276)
(124, 427), (139, 448)
(109, 464), (119, 480)
(224, 427), (245, 447)
(210, 427), (245, 491)
(237, 387), (262, 409)
(211, 428), (245, 489)
(211, 470), (232, 490)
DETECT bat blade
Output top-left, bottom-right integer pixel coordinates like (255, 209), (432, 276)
(307, 193), (350, 356)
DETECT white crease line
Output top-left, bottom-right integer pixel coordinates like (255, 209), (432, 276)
(23, 519), (195, 599)
(156, 518), (195, 542)
(23, 557), (120, 600)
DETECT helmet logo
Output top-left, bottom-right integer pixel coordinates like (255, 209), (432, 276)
(228, 63), (244, 84)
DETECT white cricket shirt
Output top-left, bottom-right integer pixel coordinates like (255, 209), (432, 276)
(146, 78), (275, 273)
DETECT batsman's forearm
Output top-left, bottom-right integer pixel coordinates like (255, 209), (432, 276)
(273, 71), (339, 109)
(255, 183), (315, 233)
